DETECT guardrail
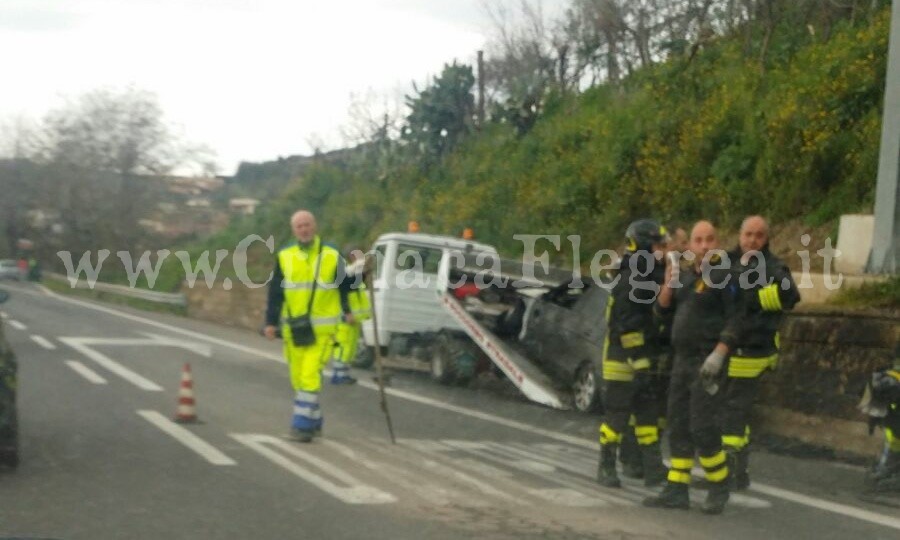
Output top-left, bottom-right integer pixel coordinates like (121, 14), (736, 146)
(45, 272), (187, 306)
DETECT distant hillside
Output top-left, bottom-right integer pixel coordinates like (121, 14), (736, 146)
(152, 5), (891, 290)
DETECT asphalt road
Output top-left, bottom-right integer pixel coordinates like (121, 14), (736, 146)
(0, 281), (898, 540)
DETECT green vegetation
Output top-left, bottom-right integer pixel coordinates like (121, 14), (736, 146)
(151, 3), (893, 289)
(828, 275), (900, 309)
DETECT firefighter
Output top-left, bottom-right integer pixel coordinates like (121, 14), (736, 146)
(644, 220), (742, 514)
(330, 248), (372, 384)
(723, 216), (800, 490)
(597, 219), (669, 488)
(264, 210), (353, 442)
(861, 343), (900, 493)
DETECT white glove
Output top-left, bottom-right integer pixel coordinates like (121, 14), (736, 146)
(700, 349), (726, 378)
(666, 251), (680, 286)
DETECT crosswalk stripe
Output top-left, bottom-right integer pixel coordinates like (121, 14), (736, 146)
(497, 442), (642, 505)
(343, 439), (487, 507)
(360, 439), (519, 504)
(441, 440), (609, 507)
(231, 434), (396, 505)
(403, 440), (571, 505)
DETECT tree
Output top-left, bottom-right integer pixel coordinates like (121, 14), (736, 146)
(402, 62), (476, 162)
(39, 87), (187, 253)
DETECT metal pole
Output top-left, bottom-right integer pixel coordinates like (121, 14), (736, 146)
(477, 50), (486, 130)
(364, 257), (396, 444)
(868, 0), (900, 274)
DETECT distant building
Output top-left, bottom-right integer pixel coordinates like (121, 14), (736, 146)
(186, 198), (211, 208)
(229, 198), (260, 215)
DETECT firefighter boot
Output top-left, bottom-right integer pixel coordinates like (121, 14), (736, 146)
(701, 482), (731, 515)
(642, 482), (690, 509)
(597, 444), (622, 488)
(869, 447), (900, 492)
(640, 442), (668, 487)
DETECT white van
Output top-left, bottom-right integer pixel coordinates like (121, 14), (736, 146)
(360, 232), (498, 354)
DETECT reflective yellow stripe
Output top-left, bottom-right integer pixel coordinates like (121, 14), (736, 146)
(699, 451), (726, 468)
(635, 425), (659, 445)
(668, 470), (691, 484)
(888, 429), (900, 452)
(621, 332), (645, 349)
(722, 435), (747, 450)
(670, 458), (694, 470)
(888, 370), (900, 382)
(758, 284), (782, 312)
(631, 357), (651, 370)
(706, 466), (729, 483)
(728, 355), (777, 378)
(599, 423), (622, 444)
(603, 360), (634, 382)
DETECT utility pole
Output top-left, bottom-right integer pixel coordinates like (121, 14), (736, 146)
(477, 50), (486, 130)
(868, 0), (900, 274)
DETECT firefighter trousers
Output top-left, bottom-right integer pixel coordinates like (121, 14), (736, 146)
(665, 353), (729, 485)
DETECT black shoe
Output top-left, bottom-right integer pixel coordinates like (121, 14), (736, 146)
(701, 483), (730, 515)
(640, 443), (668, 487)
(643, 482), (690, 509)
(597, 444), (621, 488)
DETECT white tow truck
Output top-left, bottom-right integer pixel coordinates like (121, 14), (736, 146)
(357, 230), (607, 412)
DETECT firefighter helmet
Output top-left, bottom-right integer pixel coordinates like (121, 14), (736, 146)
(625, 219), (668, 253)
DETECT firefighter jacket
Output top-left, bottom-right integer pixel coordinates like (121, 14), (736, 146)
(606, 252), (666, 364)
(729, 246), (801, 359)
(662, 257), (743, 359)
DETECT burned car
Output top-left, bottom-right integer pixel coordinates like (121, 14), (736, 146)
(430, 255), (609, 413)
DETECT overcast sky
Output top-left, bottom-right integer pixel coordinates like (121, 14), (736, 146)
(0, 0), (555, 175)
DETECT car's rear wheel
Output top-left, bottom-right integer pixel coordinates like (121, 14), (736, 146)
(572, 363), (600, 412)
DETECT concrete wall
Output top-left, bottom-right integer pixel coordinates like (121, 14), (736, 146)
(182, 282), (267, 332)
(755, 307), (899, 457)
(835, 214), (874, 274)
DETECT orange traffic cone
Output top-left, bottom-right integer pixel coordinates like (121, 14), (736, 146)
(174, 362), (198, 423)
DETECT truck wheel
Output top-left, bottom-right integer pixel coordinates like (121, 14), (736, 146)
(431, 333), (458, 385)
(353, 345), (374, 369)
(572, 363), (600, 412)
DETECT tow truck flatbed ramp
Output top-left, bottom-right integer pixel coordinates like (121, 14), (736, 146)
(438, 288), (572, 410)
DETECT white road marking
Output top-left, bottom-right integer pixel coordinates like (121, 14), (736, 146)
(60, 337), (163, 392)
(441, 440), (608, 507)
(38, 286), (283, 362)
(65, 360), (108, 384)
(751, 483), (900, 531)
(138, 410), (236, 466)
(30, 335), (56, 350)
(328, 439), (476, 507)
(231, 433), (395, 505)
(34, 286), (900, 529)
(8, 320), (27, 331)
